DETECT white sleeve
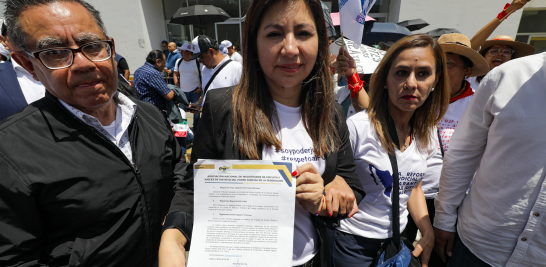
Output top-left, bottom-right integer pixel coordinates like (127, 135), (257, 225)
(346, 116), (360, 159)
(433, 71), (497, 232)
(233, 64), (243, 85)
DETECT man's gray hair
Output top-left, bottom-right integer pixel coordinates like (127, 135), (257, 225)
(3, 0), (108, 51)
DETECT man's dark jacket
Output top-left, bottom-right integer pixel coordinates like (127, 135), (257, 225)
(0, 91), (193, 266)
(190, 87), (365, 267)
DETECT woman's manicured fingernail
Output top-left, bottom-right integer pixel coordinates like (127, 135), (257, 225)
(329, 212), (332, 217)
(292, 170), (298, 176)
(349, 214), (353, 218)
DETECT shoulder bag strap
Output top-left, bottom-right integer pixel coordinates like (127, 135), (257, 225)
(203, 59), (232, 95)
(437, 128), (445, 158)
(196, 59), (202, 84)
(386, 114), (401, 249)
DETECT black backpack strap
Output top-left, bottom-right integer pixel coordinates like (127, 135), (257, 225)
(437, 128), (445, 158)
(196, 59), (202, 85)
(203, 59), (232, 95)
(386, 114), (401, 249)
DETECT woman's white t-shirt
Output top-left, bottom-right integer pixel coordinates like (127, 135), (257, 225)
(422, 93), (474, 199)
(337, 111), (436, 239)
(262, 101), (325, 266)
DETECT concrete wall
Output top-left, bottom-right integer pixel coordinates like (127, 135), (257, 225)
(387, 0), (402, 24)
(393, 0), (524, 40)
(93, 0), (167, 75)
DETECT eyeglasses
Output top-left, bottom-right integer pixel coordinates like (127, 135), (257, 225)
(198, 51), (207, 60)
(27, 40), (113, 70)
(487, 48), (514, 57)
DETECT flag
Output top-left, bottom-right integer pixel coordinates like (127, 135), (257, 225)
(339, 0), (376, 48)
(173, 120), (188, 137)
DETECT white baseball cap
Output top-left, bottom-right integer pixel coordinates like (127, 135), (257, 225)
(178, 42), (193, 52)
(219, 40), (232, 55)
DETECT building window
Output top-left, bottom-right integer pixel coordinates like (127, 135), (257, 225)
(516, 10), (546, 54)
(518, 10), (546, 33)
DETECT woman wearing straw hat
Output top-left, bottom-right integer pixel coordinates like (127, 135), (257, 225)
(408, 33), (490, 266)
(465, 35), (535, 90)
(465, 0), (535, 90)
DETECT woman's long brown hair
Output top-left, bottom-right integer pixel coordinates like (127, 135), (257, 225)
(232, 0), (339, 159)
(367, 34), (450, 154)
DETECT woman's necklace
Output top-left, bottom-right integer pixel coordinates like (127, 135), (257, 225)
(395, 126), (411, 150)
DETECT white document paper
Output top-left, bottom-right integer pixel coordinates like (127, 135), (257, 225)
(187, 159), (296, 267)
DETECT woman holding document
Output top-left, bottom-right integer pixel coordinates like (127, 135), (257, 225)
(169, 0), (364, 266)
(331, 34), (450, 267)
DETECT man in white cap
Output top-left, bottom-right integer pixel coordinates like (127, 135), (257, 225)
(188, 35), (242, 112)
(174, 42), (202, 128)
(220, 40), (243, 65)
(219, 40), (230, 56)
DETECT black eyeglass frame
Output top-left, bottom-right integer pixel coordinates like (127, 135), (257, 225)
(27, 40), (114, 70)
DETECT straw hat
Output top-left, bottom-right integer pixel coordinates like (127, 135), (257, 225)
(480, 35), (535, 59)
(438, 33), (490, 77)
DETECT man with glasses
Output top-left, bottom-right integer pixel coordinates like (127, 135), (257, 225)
(0, 0), (193, 266)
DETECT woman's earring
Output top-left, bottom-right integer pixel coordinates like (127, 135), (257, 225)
(431, 87), (435, 91)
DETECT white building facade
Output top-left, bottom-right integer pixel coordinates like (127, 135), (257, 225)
(1, 0), (545, 76)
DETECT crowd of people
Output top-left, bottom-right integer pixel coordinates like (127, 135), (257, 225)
(0, 0), (544, 266)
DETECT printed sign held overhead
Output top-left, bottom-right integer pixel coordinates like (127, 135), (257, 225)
(329, 37), (387, 74)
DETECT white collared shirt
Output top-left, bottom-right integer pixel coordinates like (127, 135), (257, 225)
(59, 92), (137, 163)
(229, 52), (243, 65)
(434, 52), (546, 267)
(12, 59), (45, 104)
